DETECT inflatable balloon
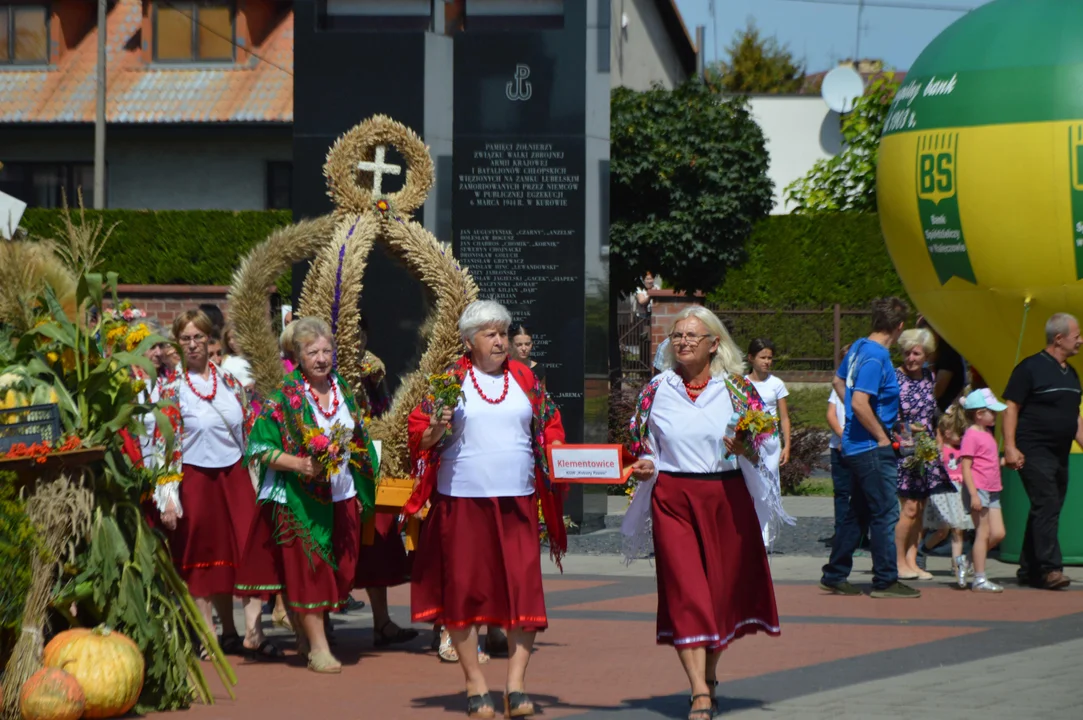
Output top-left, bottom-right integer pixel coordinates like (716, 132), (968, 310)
(878, 0), (1083, 563)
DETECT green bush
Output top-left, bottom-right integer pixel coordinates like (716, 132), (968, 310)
(19, 209), (293, 287)
(708, 213), (908, 308)
(0, 471), (36, 667)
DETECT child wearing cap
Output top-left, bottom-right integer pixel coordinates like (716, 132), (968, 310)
(959, 388), (1008, 592)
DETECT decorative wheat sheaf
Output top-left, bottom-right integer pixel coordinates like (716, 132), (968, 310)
(229, 114), (477, 479)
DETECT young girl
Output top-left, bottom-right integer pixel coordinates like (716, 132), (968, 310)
(923, 407), (974, 588)
(959, 388), (1008, 592)
(746, 338), (791, 474)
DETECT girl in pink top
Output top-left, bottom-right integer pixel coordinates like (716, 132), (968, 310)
(959, 388), (1008, 593)
(924, 408), (974, 587)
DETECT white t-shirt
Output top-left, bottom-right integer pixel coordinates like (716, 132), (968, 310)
(179, 369), (245, 468)
(437, 369), (535, 498)
(221, 355), (254, 388)
(747, 374), (789, 417)
(259, 377), (357, 504)
(827, 389), (846, 450)
(641, 372), (741, 475)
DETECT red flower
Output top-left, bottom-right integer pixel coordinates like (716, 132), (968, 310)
(289, 395), (302, 410)
(309, 434), (331, 452)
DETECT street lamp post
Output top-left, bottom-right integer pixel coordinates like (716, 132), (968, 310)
(93, 0), (106, 209)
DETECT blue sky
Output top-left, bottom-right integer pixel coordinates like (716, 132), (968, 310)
(673, 0), (987, 73)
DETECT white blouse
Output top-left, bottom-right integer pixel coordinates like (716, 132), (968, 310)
(138, 382), (160, 470)
(259, 377), (357, 504)
(641, 371), (741, 478)
(747, 373), (788, 418)
(437, 369), (535, 498)
(179, 370), (245, 468)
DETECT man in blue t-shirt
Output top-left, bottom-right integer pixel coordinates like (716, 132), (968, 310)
(821, 297), (920, 599)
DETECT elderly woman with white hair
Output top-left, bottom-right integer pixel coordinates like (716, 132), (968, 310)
(403, 299), (566, 719)
(894, 327), (953, 580)
(621, 306), (791, 720)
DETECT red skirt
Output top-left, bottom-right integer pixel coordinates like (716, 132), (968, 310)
(651, 471), (780, 651)
(235, 497), (361, 614)
(355, 512), (411, 588)
(169, 461), (257, 597)
(411, 493), (547, 630)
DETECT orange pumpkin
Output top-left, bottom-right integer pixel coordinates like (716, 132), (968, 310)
(43, 626), (144, 719)
(19, 667), (85, 720)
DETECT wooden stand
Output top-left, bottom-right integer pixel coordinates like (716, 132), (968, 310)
(0, 448), (106, 490)
(363, 477), (426, 551)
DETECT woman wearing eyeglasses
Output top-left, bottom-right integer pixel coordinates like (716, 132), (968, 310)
(152, 309), (278, 661)
(621, 307), (791, 720)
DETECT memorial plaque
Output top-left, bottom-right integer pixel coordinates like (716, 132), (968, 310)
(453, 24), (588, 443)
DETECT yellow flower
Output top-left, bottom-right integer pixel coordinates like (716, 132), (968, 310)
(125, 323), (150, 352)
(45, 351), (59, 364)
(132, 379), (146, 394)
(156, 473), (183, 486)
(61, 349), (76, 372)
(105, 325), (127, 345)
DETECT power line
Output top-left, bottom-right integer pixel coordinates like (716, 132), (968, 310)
(778, 0), (975, 11)
(158, 0), (293, 77)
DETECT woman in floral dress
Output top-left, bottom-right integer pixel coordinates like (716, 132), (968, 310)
(894, 328), (952, 580)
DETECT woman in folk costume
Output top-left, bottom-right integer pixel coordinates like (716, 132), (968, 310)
(235, 317), (377, 673)
(152, 310), (266, 658)
(404, 300), (567, 719)
(621, 306), (793, 720)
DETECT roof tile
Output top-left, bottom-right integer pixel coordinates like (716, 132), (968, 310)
(0, 0), (293, 123)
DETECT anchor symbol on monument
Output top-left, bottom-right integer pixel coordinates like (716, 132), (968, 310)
(506, 64), (533, 102)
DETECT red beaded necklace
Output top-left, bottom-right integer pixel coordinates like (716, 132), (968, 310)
(185, 363), (217, 402)
(306, 379), (340, 419)
(468, 360), (510, 405)
(684, 377), (709, 391)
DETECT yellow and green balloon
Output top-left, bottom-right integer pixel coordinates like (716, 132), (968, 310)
(877, 0), (1083, 562)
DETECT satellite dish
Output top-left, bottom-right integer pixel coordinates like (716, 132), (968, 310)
(821, 66), (866, 114)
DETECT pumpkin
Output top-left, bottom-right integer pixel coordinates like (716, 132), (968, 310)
(43, 626), (144, 719)
(19, 667), (85, 720)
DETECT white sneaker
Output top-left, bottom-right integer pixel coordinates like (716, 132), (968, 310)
(953, 555), (968, 589)
(971, 578), (1003, 593)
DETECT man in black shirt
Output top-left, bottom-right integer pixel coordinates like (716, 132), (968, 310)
(1003, 313), (1083, 590)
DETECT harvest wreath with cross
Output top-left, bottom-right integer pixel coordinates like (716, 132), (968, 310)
(229, 114), (479, 546)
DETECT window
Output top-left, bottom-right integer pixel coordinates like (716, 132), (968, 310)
(0, 3), (49, 65)
(266, 161), (292, 210)
(0, 163), (99, 209)
(154, 1), (234, 62)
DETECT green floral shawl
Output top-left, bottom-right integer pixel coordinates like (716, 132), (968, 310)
(245, 369), (377, 567)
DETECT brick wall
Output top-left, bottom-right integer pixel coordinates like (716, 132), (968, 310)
(111, 284), (231, 329)
(648, 289), (705, 352)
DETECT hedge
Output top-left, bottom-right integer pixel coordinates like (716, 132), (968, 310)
(18, 209), (294, 286)
(707, 212), (909, 309)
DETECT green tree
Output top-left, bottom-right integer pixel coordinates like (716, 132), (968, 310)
(610, 79), (774, 293)
(708, 22), (805, 94)
(785, 73), (900, 212)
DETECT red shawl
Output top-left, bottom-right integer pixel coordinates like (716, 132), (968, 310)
(403, 356), (568, 567)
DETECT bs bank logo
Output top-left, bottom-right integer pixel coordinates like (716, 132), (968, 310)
(916, 132), (957, 206)
(506, 64), (533, 101)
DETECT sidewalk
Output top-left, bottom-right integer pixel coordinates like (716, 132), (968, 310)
(607, 495), (836, 519)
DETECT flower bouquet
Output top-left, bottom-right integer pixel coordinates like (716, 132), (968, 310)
(425, 372), (463, 438)
(726, 408), (779, 462)
(302, 422), (352, 478)
(901, 428), (940, 476)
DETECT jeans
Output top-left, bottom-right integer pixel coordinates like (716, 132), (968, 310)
(822, 445), (900, 589)
(830, 448), (869, 543)
(1018, 445), (1070, 579)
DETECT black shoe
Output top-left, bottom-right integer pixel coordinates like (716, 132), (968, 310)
(819, 580), (861, 596)
(344, 596), (367, 613)
(870, 581), (921, 599)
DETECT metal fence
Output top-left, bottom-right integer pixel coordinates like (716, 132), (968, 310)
(618, 304), (873, 383)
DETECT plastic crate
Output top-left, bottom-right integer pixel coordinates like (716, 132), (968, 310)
(0, 403), (62, 453)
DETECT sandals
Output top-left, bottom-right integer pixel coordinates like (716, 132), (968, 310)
(271, 607), (293, 632)
(466, 693), (496, 719)
(375, 620), (420, 647)
(437, 629), (489, 664)
(218, 633), (245, 656)
(688, 693), (714, 719)
(307, 649), (342, 674)
(242, 638), (286, 662)
(504, 691), (535, 718)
